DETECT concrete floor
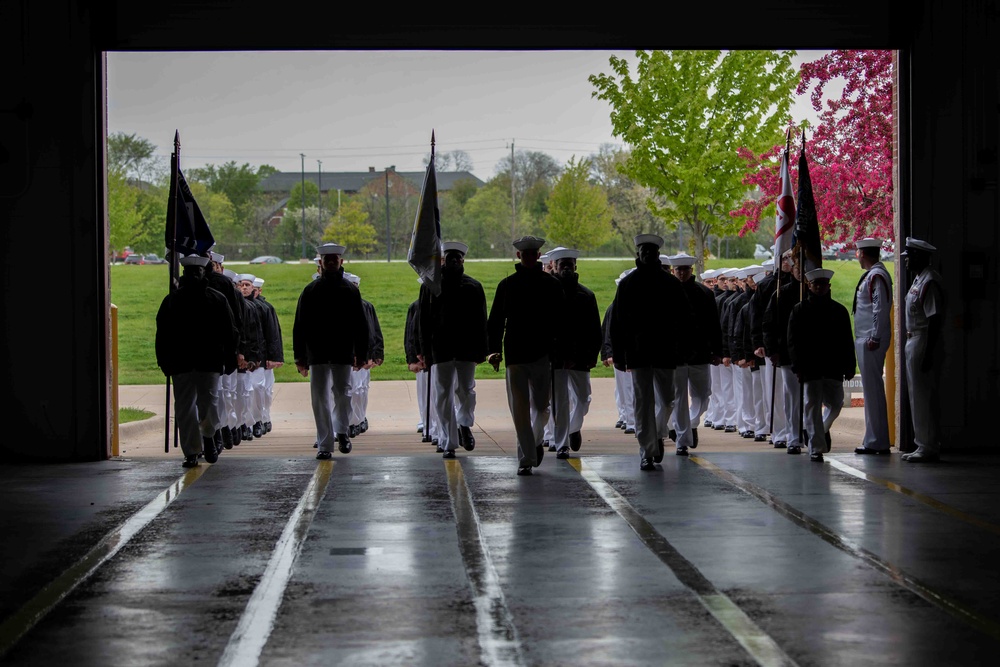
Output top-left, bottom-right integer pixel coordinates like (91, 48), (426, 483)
(2, 379), (999, 666)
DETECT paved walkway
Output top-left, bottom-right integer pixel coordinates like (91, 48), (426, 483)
(117, 377), (871, 460)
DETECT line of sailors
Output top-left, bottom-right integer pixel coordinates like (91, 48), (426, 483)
(155, 250), (285, 468)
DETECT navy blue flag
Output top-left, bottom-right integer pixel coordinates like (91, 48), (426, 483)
(792, 142), (823, 273)
(407, 159), (443, 296)
(166, 158), (214, 257)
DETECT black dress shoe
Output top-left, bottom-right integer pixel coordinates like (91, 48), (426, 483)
(773, 440), (787, 449)
(436, 445), (445, 453)
(623, 427), (636, 434)
(231, 426), (241, 445)
(517, 466), (533, 476)
(182, 456), (199, 468)
(569, 431), (582, 451)
(787, 445), (802, 455)
(348, 424), (359, 438)
(713, 424), (725, 430)
(810, 453), (824, 462)
(824, 431), (832, 452)
(360, 418), (369, 433)
(615, 420), (624, 429)
(265, 421), (272, 433)
(417, 424), (424, 433)
(640, 458), (656, 471)
(668, 429), (677, 442)
(724, 426), (737, 433)
(253, 421), (263, 438)
(754, 434), (767, 442)
(704, 420), (714, 428)
(316, 450), (332, 460)
(242, 424), (253, 442)
(676, 448), (689, 456)
(535, 443), (545, 467)
(442, 450), (456, 459)
(691, 428), (698, 448)
(741, 431), (754, 439)
(221, 427), (233, 449)
(337, 433), (352, 454)
(203, 436), (219, 463)
(556, 447), (570, 460)
(548, 444), (557, 452)
(653, 438), (664, 463)
(854, 446), (890, 455)
(459, 425), (476, 451)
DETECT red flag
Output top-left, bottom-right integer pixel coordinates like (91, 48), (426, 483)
(774, 132), (795, 259)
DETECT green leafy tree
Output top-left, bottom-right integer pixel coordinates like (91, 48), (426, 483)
(542, 157), (613, 251)
(461, 181), (524, 257)
(323, 199), (377, 255)
(107, 170), (146, 257)
(590, 50), (797, 273)
(589, 144), (664, 250)
(107, 131), (164, 184)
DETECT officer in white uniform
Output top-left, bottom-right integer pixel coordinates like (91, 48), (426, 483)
(852, 237), (894, 455)
(901, 237), (946, 463)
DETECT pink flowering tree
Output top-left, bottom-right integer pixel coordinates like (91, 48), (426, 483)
(732, 50), (894, 244)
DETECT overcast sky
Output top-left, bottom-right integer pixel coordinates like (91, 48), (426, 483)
(107, 50), (827, 180)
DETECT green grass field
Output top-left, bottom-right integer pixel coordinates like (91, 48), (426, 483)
(111, 258), (887, 384)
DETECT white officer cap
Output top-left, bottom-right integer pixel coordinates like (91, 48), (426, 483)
(856, 237), (883, 249)
(743, 264), (763, 274)
(236, 273), (256, 283)
(634, 234), (663, 249)
(209, 251), (224, 263)
(615, 267), (636, 286)
(179, 254), (211, 267)
(762, 258), (775, 269)
(252, 277), (264, 288)
(549, 247), (579, 262)
(732, 269), (747, 280)
(667, 253), (697, 267)
(223, 268), (237, 281)
(806, 268), (835, 282)
(343, 272), (360, 286)
(749, 269), (768, 282)
(512, 235), (545, 251)
(317, 242), (346, 256)
(539, 253), (550, 264)
(659, 254), (671, 266)
(902, 237), (936, 255)
(701, 269), (718, 280)
(442, 241), (469, 256)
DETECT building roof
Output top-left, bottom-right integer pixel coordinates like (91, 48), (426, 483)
(258, 169), (484, 194)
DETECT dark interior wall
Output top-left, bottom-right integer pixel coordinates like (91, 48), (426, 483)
(2, 2), (995, 461)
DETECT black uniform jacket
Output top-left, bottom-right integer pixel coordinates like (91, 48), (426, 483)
(362, 299), (384, 362)
(721, 289), (749, 360)
(600, 302), (626, 372)
(240, 294), (265, 366)
(155, 277), (238, 377)
(293, 268), (370, 366)
(680, 279), (722, 365)
(419, 269), (488, 365)
(552, 272), (602, 371)
(609, 260), (692, 370)
(404, 300), (421, 365)
(787, 293), (857, 382)
(716, 289), (739, 358)
(487, 263), (565, 366)
(762, 277), (802, 366)
(256, 296), (284, 363)
(749, 272), (780, 352)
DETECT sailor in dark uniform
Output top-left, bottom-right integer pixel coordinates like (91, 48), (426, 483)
(419, 241), (489, 458)
(252, 277), (284, 435)
(750, 256), (788, 447)
(487, 235), (566, 476)
(206, 251), (243, 449)
(155, 254), (238, 467)
(610, 234), (693, 471)
(763, 250), (804, 454)
(787, 268), (857, 461)
(548, 247), (602, 459)
(293, 242), (370, 460)
(236, 273), (265, 441)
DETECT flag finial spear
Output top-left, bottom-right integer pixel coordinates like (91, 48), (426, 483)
(430, 130), (435, 159)
(174, 130), (180, 152)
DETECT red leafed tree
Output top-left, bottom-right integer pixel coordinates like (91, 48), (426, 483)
(732, 50), (894, 243)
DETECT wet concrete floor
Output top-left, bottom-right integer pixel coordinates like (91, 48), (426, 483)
(3, 449), (1000, 666)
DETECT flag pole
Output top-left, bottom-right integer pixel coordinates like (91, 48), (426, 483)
(164, 131), (181, 453)
(796, 129), (807, 447)
(769, 127), (793, 437)
(422, 131), (436, 444)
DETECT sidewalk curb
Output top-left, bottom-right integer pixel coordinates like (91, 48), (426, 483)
(119, 416), (164, 439)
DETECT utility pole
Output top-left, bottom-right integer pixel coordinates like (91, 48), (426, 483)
(510, 140), (516, 253)
(385, 167), (391, 262)
(317, 160), (323, 228)
(300, 153), (306, 259)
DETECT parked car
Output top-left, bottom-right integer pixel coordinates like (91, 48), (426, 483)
(250, 255), (283, 264)
(142, 254), (167, 264)
(753, 243), (773, 260)
(123, 254), (144, 265)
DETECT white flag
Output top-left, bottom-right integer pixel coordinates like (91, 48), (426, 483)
(774, 146), (795, 259)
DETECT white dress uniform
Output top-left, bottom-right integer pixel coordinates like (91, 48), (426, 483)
(904, 262), (946, 457)
(853, 251), (894, 451)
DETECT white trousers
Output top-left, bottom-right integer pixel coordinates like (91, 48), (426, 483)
(506, 358), (551, 467)
(763, 357), (787, 440)
(309, 363), (352, 452)
(552, 369), (591, 451)
(720, 364), (736, 427)
(172, 371), (220, 458)
(416, 368), (443, 441)
(752, 369), (767, 436)
(221, 371), (238, 428)
(779, 366), (803, 446)
(250, 367), (266, 425)
(263, 368), (275, 423)
(237, 372), (254, 427)
(632, 367), (675, 459)
(905, 333), (943, 454)
(672, 364), (710, 448)
(614, 368), (635, 428)
(737, 366), (754, 432)
(803, 378), (844, 455)
(433, 360), (477, 452)
(705, 364), (722, 425)
(350, 367), (371, 425)
(856, 339), (891, 450)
